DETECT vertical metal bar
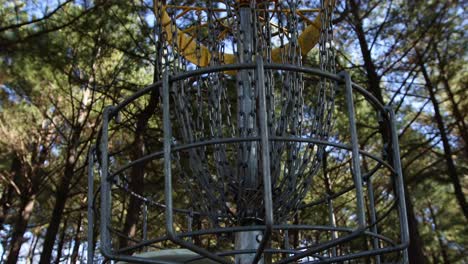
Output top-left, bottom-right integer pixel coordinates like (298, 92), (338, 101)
(87, 146), (95, 263)
(342, 71), (366, 228)
(142, 202), (148, 241)
(162, 71), (175, 239)
(100, 106), (114, 254)
(327, 197), (337, 258)
(366, 179), (381, 264)
(324, 152), (337, 258)
(252, 56), (273, 264)
(236, 231), (263, 262)
(387, 107), (409, 264)
(238, 5), (258, 192)
(162, 69), (230, 264)
(187, 210), (193, 243)
(187, 211), (193, 233)
(284, 230), (290, 250)
(236, 5), (260, 264)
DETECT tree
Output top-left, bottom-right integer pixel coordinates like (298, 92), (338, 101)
(0, 0), (466, 262)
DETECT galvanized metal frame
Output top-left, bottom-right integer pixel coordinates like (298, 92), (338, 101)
(88, 62), (409, 264)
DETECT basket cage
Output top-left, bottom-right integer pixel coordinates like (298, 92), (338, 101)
(87, 1), (409, 263)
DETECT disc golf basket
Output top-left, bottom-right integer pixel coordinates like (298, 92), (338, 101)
(88, 0), (409, 263)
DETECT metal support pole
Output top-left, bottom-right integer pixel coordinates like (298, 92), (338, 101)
(142, 202), (148, 241)
(327, 196), (337, 258)
(235, 4), (263, 264)
(100, 106), (114, 255)
(162, 71), (175, 240)
(324, 151), (337, 258)
(284, 230), (290, 250)
(252, 56), (273, 264)
(387, 107), (409, 264)
(366, 178), (381, 264)
(163, 71), (230, 264)
(187, 210), (193, 243)
(87, 146), (95, 263)
(238, 5), (258, 190)
(342, 72), (366, 227)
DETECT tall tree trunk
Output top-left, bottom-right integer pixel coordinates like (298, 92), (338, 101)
(404, 185), (429, 264)
(293, 214), (299, 249)
(427, 202), (450, 264)
(70, 215), (82, 263)
(6, 195), (36, 264)
(417, 50), (468, 219)
(54, 217), (69, 264)
(118, 31), (160, 247)
(39, 159), (75, 263)
(39, 57), (95, 263)
(118, 131), (145, 249)
(442, 77), (468, 158)
(434, 47), (468, 158)
(118, 91), (159, 249)
(347, 1), (430, 261)
(26, 234), (36, 264)
(29, 229), (40, 263)
(6, 144), (47, 263)
(348, 0), (384, 104)
(348, 0), (392, 163)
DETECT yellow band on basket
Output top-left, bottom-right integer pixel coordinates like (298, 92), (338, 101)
(155, 0), (334, 73)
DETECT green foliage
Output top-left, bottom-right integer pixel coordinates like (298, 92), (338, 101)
(0, 0), (466, 263)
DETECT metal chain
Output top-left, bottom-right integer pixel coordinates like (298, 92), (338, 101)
(157, 0), (336, 224)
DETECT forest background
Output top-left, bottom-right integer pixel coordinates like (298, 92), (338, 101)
(0, 0), (466, 263)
